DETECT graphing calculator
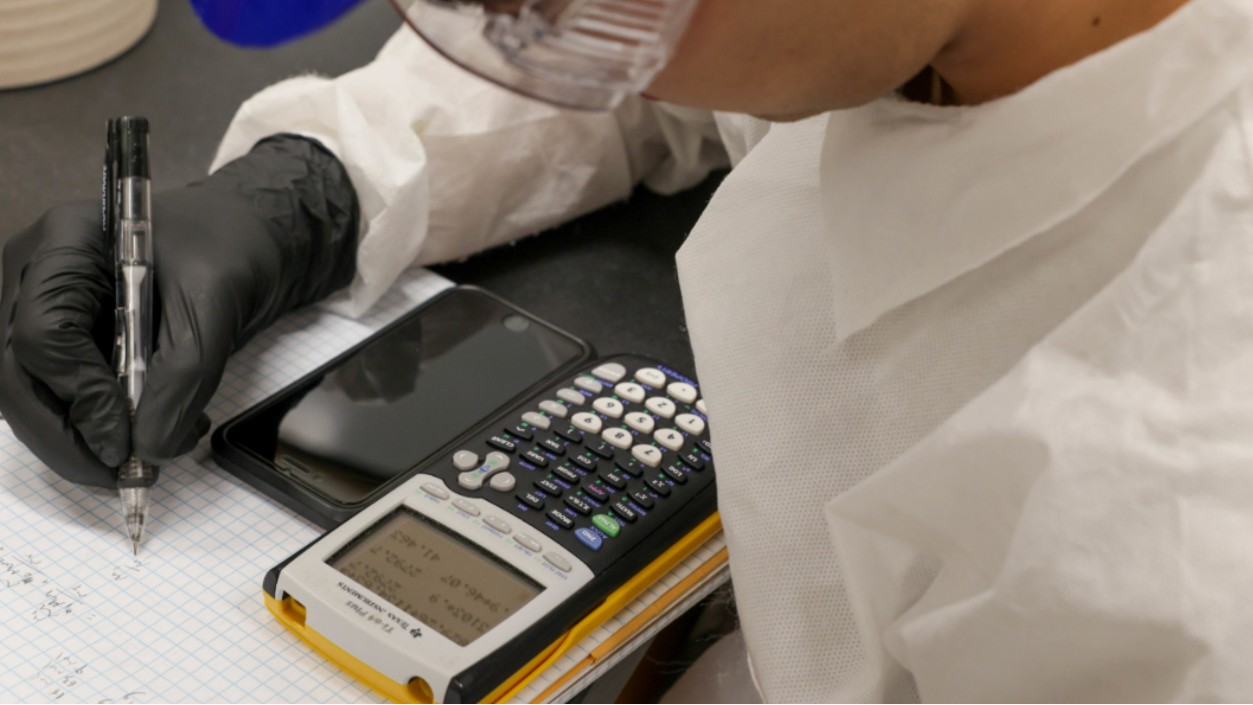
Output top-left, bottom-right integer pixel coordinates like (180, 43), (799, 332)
(262, 355), (718, 703)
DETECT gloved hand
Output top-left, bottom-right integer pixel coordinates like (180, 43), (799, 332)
(0, 135), (359, 487)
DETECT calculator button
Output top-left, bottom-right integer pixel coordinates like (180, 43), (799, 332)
(631, 444), (663, 468)
(675, 413), (705, 436)
(514, 533), (542, 552)
(523, 450), (550, 468)
(535, 478), (564, 496)
(592, 363), (627, 383)
(553, 463), (581, 484)
(539, 400), (568, 418)
(663, 463), (689, 484)
(488, 435), (517, 453)
(547, 511), (575, 530)
(602, 428), (633, 450)
(575, 528), (603, 551)
(517, 491), (545, 510)
(614, 382), (646, 403)
(452, 451), (479, 471)
(698, 438), (712, 455)
(554, 424), (584, 443)
(575, 375), (605, 394)
(646, 477), (673, 496)
(629, 490), (655, 509)
(483, 515), (512, 534)
(421, 483), (449, 500)
(583, 483), (610, 501)
(615, 457), (645, 477)
(610, 501), (638, 523)
(599, 470), (628, 489)
(667, 382), (698, 404)
(585, 439), (616, 459)
(645, 397), (676, 419)
(453, 498), (481, 516)
(625, 412), (655, 434)
(521, 411), (551, 430)
(572, 412), (602, 433)
(696, 398), (707, 415)
(541, 436), (567, 455)
(635, 367), (666, 388)
(592, 398), (624, 418)
(592, 514), (621, 538)
(556, 388), (586, 405)
(458, 452), (510, 490)
(564, 495), (594, 515)
(654, 429), (684, 452)
(489, 472), (516, 492)
(507, 423), (534, 440)
(544, 550), (573, 570)
(573, 452), (600, 472)
(679, 448), (707, 471)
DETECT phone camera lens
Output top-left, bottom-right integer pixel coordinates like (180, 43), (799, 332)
(503, 314), (531, 332)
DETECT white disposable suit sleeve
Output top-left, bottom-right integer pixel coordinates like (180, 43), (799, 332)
(212, 28), (728, 318)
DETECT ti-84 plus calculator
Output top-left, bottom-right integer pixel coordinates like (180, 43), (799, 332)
(263, 355), (718, 703)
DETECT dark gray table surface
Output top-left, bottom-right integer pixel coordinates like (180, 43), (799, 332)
(0, 0), (720, 373)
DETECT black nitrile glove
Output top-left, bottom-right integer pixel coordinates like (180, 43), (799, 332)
(0, 135), (358, 487)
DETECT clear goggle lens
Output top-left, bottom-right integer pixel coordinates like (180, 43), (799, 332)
(389, 0), (699, 110)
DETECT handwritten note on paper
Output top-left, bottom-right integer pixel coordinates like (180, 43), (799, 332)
(0, 269), (451, 703)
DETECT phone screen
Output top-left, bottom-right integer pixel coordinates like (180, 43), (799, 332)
(222, 288), (587, 506)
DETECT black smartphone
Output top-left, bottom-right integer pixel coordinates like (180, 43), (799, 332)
(212, 286), (593, 528)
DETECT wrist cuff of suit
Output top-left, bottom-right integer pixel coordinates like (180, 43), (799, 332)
(203, 133), (360, 312)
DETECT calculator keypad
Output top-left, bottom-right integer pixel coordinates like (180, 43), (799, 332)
(571, 412), (602, 433)
(574, 376), (604, 394)
(614, 382), (646, 403)
(590, 363), (627, 383)
(521, 411), (550, 429)
(624, 412), (655, 434)
(634, 368), (666, 388)
(433, 356), (714, 571)
(675, 413), (705, 436)
(592, 398), (624, 418)
(557, 388), (585, 405)
(644, 397), (676, 418)
(538, 400), (568, 418)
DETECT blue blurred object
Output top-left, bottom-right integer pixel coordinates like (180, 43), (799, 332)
(188, 0), (367, 47)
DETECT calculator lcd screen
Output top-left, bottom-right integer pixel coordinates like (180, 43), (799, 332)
(329, 507), (543, 647)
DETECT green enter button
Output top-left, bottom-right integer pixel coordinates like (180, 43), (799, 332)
(592, 514), (621, 538)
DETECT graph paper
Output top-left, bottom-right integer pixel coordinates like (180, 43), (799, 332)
(0, 265), (729, 703)
(0, 268), (451, 704)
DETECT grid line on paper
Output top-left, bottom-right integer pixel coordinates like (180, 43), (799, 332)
(0, 268), (450, 704)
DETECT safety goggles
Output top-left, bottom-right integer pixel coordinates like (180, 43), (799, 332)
(189, 0), (699, 110)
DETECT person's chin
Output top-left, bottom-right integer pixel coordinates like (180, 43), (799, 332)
(748, 108), (826, 123)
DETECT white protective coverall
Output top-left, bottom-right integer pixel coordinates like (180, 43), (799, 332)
(212, 0), (1253, 699)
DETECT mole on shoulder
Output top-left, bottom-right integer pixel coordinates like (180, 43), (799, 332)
(1092, 15), (1102, 27)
